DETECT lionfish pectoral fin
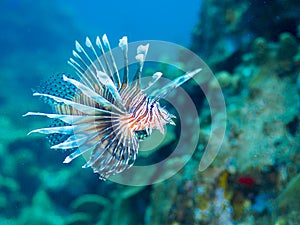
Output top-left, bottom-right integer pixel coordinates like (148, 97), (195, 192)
(63, 144), (96, 163)
(23, 112), (94, 125)
(27, 126), (74, 135)
(62, 74), (124, 113)
(50, 133), (95, 149)
(96, 71), (126, 110)
(32, 92), (120, 116)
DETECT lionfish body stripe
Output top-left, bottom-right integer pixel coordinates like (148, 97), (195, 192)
(25, 34), (202, 180)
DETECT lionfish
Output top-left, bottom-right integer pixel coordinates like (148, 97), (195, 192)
(24, 34), (201, 180)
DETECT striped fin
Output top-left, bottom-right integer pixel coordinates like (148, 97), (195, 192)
(32, 92), (121, 116)
(119, 36), (129, 85)
(82, 145), (106, 169)
(28, 126), (73, 135)
(96, 71), (125, 110)
(63, 143), (97, 163)
(51, 133), (98, 149)
(151, 68), (202, 102)
(23, 112), (119, 124)
(45, 119), (74, 149)
(79, 116), (139, 178)
(62, 74), (125, 113)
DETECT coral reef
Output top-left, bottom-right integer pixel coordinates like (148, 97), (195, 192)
(146, 14), (300, 225)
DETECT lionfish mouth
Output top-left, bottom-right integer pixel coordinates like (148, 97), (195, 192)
(24, 34), (202, 180)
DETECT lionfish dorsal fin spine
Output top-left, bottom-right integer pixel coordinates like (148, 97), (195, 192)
(75, 40), (104, 92)
(102, 34), (122, 89)
(96, 71), (126, 110)
(132, 68), (141, 89)
(75, 41), (100, 84)
(150, 68), (202, 102)
(85, 37), (106, 73)
(68, 58), (86, 79)
(119, 36), (129, 86)
(133, 44), (149, 89)
(68, 58), (101, 94)
(96, 36), (115, 84)
(62, 75), (125, 113)
(70, 50), (96, 89)
(141, 71), (163, 91)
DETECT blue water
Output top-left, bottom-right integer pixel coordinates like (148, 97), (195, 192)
(2, 0), (201, 47)
(61, 0), (201, 46)
(0, 0), (201, 108)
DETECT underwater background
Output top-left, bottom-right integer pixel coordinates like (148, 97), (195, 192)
(1, 0), (300, 224)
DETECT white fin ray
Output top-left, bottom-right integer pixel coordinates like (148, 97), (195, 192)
(142, 72), (163, 91)
(23, 112), (119, 124)
(51, 133), (97, 149)
(106, 156), (124, 174)
(27, 126), (74, 135)
(82, 145), (107, 168)
(74, 40), (103, 90)
(96, 36), (114, 81)
(97, 71), (125, 109)
(23, 112), (79, 124)
(71, 50), (95, 89)
(62, 75), (125, 113)
(85, 37), (106, 73)
(134, 44), (149, 88)
(63, 143), (97, 163)
(83, 127), (124, 169)
(33, 92), (121, 116)
(102, 34), (121, 89)
(151, 68), (202, 102)
(119, 36), (129, 85)
(67, 58), (90, 86)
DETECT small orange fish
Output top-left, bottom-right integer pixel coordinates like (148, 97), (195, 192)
(24, 34), (201, 180)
